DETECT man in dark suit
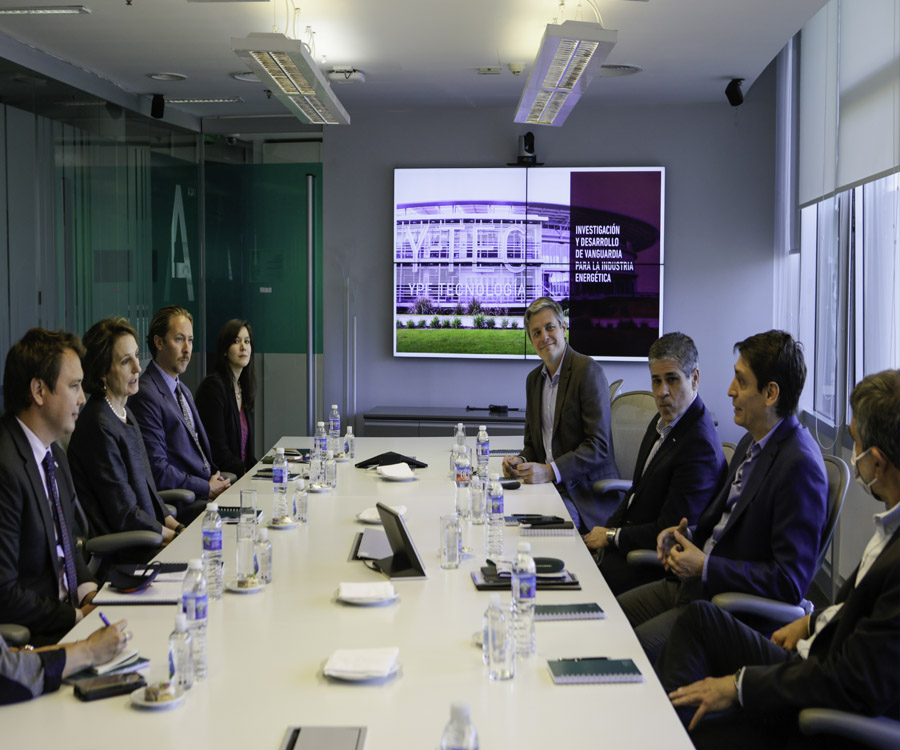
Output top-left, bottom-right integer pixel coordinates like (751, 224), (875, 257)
(502, 297), (618, 531)
(658, 369), (900, 749)
(619, 330), (829, 663)
(129, 306), (229, 523)
(583, 333), (727, 595)
(0, 329), (98, 644)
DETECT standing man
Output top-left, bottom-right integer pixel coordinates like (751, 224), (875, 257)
(619, 330), (829, 662)
(502, 297), (618, 531)
(584, 333), (727, 595)
(129, 306), (229, 523)
(658, 370), (900, 749)
(0, 329), (98, 645)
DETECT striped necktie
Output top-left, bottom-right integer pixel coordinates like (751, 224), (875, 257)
(43, 451), (79, 606)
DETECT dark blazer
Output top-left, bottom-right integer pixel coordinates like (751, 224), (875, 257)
(521, 344), (618, 530)
(694, 415), (828, 603)
(129, 360), (217, 501)
(742, 529), (900, 721)
(67, 396), (172, 536)
(195, 372), (256, 477)
(0, 413), (93, 642)
(606, 395), (727, 553)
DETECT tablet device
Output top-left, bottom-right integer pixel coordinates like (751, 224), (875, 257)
(370, 502), (428, 580)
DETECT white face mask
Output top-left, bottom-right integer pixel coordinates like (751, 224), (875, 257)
(850, 445), (878, 496)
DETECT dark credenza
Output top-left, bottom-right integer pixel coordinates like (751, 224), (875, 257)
(362, 406), (526, 438)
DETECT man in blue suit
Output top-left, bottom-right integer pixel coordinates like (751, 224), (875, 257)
(619, 330), (828, 663)
(584, 333), (728, 595)
(129, 306), (229, 523)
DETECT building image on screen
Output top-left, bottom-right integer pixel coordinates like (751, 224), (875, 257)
(393, 167), (664, 361)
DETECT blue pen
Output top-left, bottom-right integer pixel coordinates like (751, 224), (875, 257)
(99, 612), (111, 627)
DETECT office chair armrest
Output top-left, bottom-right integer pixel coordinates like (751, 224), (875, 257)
(798, 708), (900, 749)
(83, 530), (163, 556)
(593, 478), (633, 495)
(626, 549), (663, 568)
(219, 472), (238, 484)
(0, 623), (31, 646)
(158, 489), (196, 506)
(711, 592), (808, 624)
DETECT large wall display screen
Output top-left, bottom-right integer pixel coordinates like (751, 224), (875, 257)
(393, 167), (664, 361)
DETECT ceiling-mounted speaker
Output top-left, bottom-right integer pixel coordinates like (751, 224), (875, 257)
(151, 94), (165, 119)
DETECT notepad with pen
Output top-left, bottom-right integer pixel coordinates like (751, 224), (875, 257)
(534, 603), (605, 620)
(546, 657), (643, 684)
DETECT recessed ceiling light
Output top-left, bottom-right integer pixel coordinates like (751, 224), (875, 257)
(167, 97), (244, 104)
(231, 71), (260, 83)
(599, 64), (643, 77)
(147, 72), (187, 82)
(0, 5), (90, 14)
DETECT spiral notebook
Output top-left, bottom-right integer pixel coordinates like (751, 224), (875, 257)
(534, 603), (605, 621)
(547, 657), (643, 684)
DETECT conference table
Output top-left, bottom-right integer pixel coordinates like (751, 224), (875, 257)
(4, 437), (694, 749)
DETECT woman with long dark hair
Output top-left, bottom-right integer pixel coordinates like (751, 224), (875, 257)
(196, 319), (257, 477)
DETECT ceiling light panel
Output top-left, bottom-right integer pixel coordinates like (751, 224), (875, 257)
(515, 21), (617, 127)
(233, 33), (349, 125)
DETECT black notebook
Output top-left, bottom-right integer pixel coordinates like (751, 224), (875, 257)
(534, 603), (605, 621)
(547, 657), (643, 684)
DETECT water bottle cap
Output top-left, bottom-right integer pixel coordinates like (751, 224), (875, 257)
(490, 472), (500, 481)
(276, 447), (284, 455)
(206, 502), (218, 512)
(479, 425), (486, 431)
(489, 593), (501, 606)
(174, 612), (188, 631)
(331, 404), (338, 409)
(317, 421), (325, 426)
(346, 426), (353, 434)
(457, 422), (464, 429)
(188, 559), (202, 570)
(257, 527), (268, 541)
(326, 450), (334, 458)
(517, 541), (531, 553)
(295, 477), (306, 489)
(450, 702), (471, 721)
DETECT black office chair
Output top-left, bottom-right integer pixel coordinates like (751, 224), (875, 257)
(798, 708), (900, 749)
(710, 454), (849, 625)
(0, 624), (31, 647)
(72, 497), (164, 578)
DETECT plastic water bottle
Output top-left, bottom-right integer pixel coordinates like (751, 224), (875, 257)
(470, 467), (487, 525)
(309, 449), (323, 487)
(343, 425), (355, 459)
(484, 592), (514, 680)
(292, 478), (308, 523)
(272, 447), (290, 522)
(181, 559), (208, 679)
(440, 701), (479, 750)
(487, 472), (504, 557)
(201, 503), (223, 600)
(328, 404), (341, 455)
(450, 422), (466, 475)
(254, 526), (272, 583)
(314, 421), (328, 459)
(511, 541), (537, 657)
(476, 424), (490, 474)
(168, 611), (193, 691)
(324, 450), (337, 488)
(454, 444), (471, 519)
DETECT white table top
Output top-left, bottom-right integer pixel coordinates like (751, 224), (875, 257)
(2, 437), (693, 749)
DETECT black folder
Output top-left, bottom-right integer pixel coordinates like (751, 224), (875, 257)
(355, 451), (428, 469)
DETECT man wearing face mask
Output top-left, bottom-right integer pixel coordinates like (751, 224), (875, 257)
(654, 369), (900, 748)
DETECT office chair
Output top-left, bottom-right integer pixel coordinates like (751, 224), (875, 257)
(593, 390), (658, 496)
(711, 454), (849, 624)
(0, 624), (31, 647)
(720, 441), (737, 467)
(798, 708), (900, 749)
(608, 378), (624, 401)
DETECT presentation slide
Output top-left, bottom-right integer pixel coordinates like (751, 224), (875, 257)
(393, 166), (664, 361)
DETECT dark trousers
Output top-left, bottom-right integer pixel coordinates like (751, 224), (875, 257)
(598, 546), (664, 596)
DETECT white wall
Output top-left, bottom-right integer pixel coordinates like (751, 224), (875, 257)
(322, 63), (779, 444)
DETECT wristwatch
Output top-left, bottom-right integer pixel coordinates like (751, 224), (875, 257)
(605, 527), (617, 547)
